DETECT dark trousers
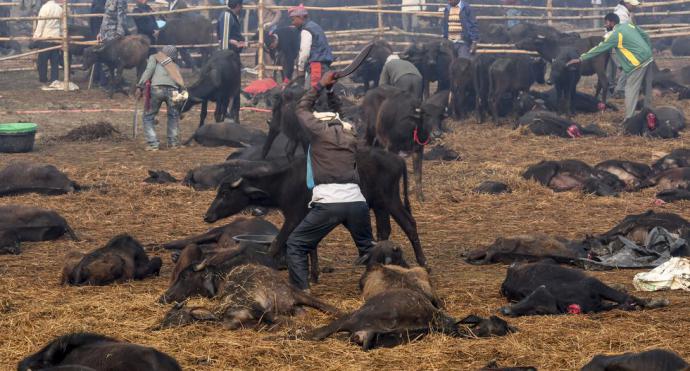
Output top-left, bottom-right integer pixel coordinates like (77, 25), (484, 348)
(286, 201), (374, 290)
(37, 49), (60, 82)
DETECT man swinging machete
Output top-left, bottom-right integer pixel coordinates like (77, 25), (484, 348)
(285, 43), (380, 292)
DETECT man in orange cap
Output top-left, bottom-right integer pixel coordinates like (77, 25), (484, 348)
(289, 4), (334, 88)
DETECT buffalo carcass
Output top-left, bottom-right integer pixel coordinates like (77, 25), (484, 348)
(350, 40), (393, 91)
(229, 133), (304, 161)
(358, 240), (439, 307)
(499, 261), (668, 317)
(526, 89), (618, 113)
(474, 181), (510, 194)
(466, 234), (588, 265)
(623, 106), (686, 139)
(516, 34), (610, 103)
(156, 15), (214, 68)
(155, 264), (340, 329)
(180, 49), (242, 127)
(402, 40), (454, 98)
(582, 349), (689, 371)
(515, 110), (605, 138)
(641, 167), (690, 191)
(653, 148), (690, 172)
(17, 333), (182, 371)
(488, 56), (546, 124)
(203, 148), (428, 275)
(0, 230), (19, 255)
(163, 217), (278, 251)
(184, 122), (266, 147)
(0, 205), (78, 244)
(361, 86), (448, 201)
(523, 160), (625, 196)
(263, 26), (300, 81)
(307, 288), (515, 350)
(61, 234), (162, 286)
(594, 160), (652, 190)
(596, 210), (690, 245)
(0, 162), (79, 196)
(82, 35), (149, 98)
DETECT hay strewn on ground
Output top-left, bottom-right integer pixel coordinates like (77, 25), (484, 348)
(1, 69), (690, 370)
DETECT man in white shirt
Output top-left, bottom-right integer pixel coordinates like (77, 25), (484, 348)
(609, 0), (639, 98)
(289, 4), (333, 89)
(32, 0), (63, 83)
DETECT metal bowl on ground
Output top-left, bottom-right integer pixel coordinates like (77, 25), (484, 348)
(0, 123), (37, 153)
(232, 234), (276, 246)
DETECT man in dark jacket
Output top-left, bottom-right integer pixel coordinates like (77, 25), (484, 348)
(289, 4), (334, 89)
(132, 0), (158, 45)
(217, 0), (246, 53)
(286, 71), (374, 291)
(442, 0), (479, 58)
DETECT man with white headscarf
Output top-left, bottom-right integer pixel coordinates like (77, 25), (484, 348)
(378, 54), (423, 99)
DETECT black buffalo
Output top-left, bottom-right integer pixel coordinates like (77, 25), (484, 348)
(653, 148), (690, 173)
(18, 332), (181, 371)
(184, 122), (266, 147)
(488, 56), (546, 123)
(351, 40), (394, 91)
(596, 210), (690, 245)
(523, 160), (625, 196)
(499, 261), (668, 316)
(204, 148), (428, 273)
(156, 15), (214, 68)
(402, 40), (454, 98)
(180, 49), (242, 127)
(515, 110), (605, 138)
(594, 160), (652, 190)
(623, 106), (686, 139)
(0, 205), (78, 245)
(0, 162), (79, 196)
(582, 349), (688, 371)
(82, 35), (149, 98)
(61, 234), (162, 286)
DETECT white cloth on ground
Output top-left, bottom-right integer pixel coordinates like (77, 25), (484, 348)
(633, 257), (690, 291)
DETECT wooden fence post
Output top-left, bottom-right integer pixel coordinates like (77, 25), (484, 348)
(257, 0), (264, 79)
(61, 0), (69, 91)
(547, 0), (553, 25)
(377, 0), (383, 35)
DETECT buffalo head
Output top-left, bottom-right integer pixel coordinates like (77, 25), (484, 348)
(158, 260), (217, 304)
(204, 177), (269, 223)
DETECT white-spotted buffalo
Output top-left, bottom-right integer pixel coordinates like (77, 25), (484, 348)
(653, 148), (690, 172)
(499, 261), (668, 317)
(180, 49), (242, 126)
(594, 160), (652, 191)
(581, 349), (689, 371)
(361, 86), (448, 201)
(203, 148), (427, 277)
(523, 160), (625, 196)
(640, 167), (690, 191)
(0, 162), (79, 196)
(595, 210), (690, 245)
(156, 264), (340, 330)
(61, 234), (162, 286)
(0, 205), (78, 248)
(17, 332), (181, 371)
(307, 288), (515, 350)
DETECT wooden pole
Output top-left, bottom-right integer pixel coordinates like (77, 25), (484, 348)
(547, 0), (552, 26)
(257, 0), (264, 79)
(377, 0), (383, 35)
(0, 45), (61, 61)
(61, 0), (69, 91)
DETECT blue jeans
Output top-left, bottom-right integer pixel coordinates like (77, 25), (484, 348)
(143, 86), (180, 147)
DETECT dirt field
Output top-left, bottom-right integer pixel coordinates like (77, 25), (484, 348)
(1, 67), (690, 371)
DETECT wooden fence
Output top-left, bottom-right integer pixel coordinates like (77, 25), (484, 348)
(2, 0), (690, 90)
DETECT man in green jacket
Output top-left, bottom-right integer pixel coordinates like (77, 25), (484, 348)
(568, 13), (653, 120)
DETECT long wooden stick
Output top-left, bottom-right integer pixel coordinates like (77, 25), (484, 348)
(62, 0), (69, 91)
(257, 0), (264, 79)
(0, 44), (60, 61)
(0, 35), (83, 41)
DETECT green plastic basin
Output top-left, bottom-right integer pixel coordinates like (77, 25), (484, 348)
(0, 123), (38, 134)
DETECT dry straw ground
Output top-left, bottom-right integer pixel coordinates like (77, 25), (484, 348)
(1, 69), (690, 370)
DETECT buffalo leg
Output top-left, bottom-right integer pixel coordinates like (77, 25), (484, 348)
(596, 69), (609, 104)
(413, 146), (424, 202)
(388, 198), (427, 267)
(199, 100), (208, 128)
(286, 139), (298, 162)
(373, 208), (392, 241)
(292, 289), (340, 315)
(261, 127), (280, 159)
(500, 285), (560, 316)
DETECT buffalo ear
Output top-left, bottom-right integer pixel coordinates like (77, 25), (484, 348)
(243, 186), (269, 199)
(456, 314), (484, 325)
(190, 308), (218, 321)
